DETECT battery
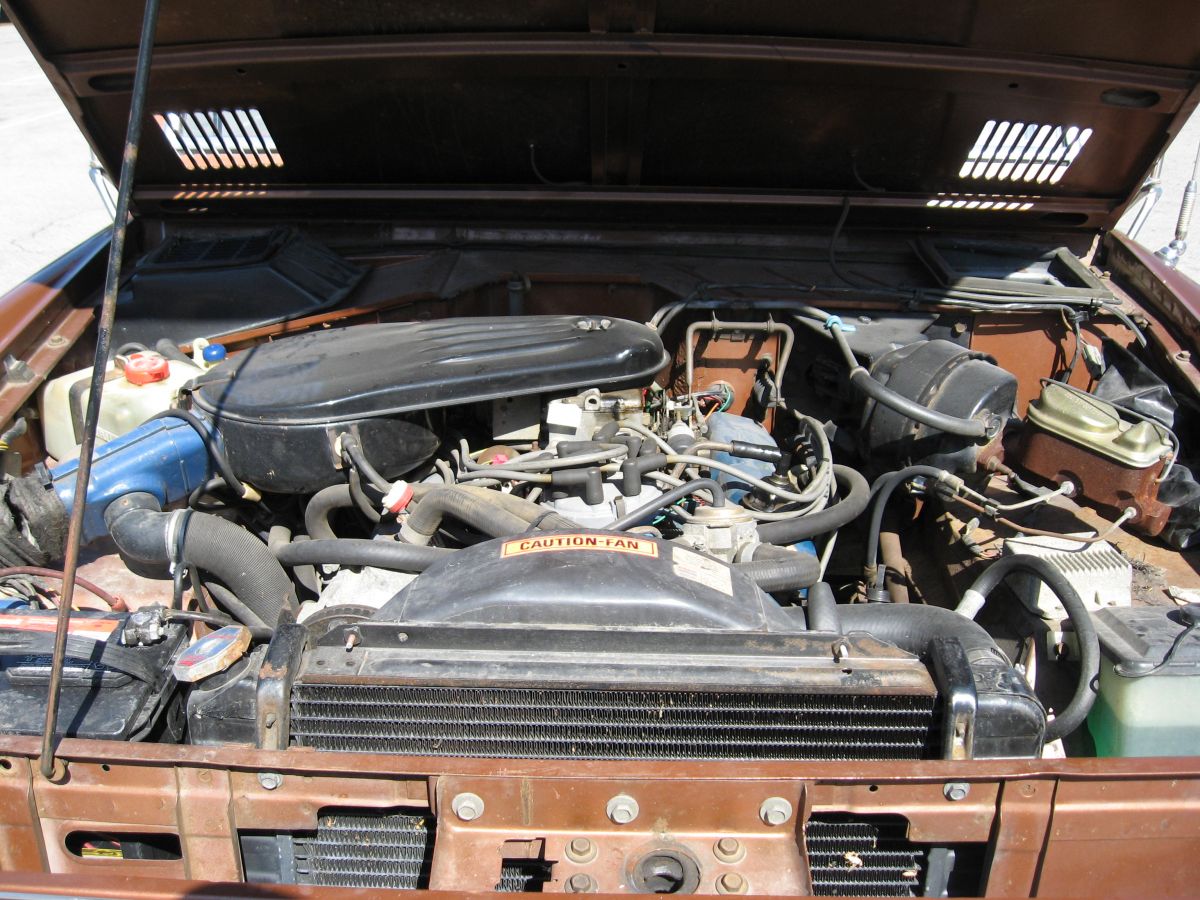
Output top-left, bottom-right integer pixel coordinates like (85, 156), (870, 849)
(0, 608), (186, 741)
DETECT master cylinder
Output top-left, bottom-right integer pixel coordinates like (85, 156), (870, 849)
(1018, 381), (1174, 535)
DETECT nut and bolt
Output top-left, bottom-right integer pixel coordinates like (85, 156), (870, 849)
(451, 792), (485, 821)
(716, 872), (748, 894)
(257, 772), (282, 790)
(344, 630), (361, 652)
(944, 782), (971, 802)
(565, 873), (597, 893)
(565, 837), (598, 864)
(713, 837), (745, 863)
(606, 794), (640, 825)
(759, 797), (793, 826)
(1176, 350), (1192, 363)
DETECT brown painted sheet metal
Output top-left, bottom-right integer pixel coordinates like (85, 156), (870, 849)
(0, 737), (1198, 896)
(430, 774), (809, 894)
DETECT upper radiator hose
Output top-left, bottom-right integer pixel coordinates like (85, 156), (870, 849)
(105, 492), (297, 627)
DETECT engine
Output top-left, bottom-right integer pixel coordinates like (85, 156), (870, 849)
(0, 311), (1067, 764)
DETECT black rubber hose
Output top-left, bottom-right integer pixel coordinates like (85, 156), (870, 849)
(837, 602), (1005, 658)
(757, 465), (870, 545)
(733, 543), (821, 592)
(806, 582), (841, 633)
(609, 478), (726, 531)
(401, 486), (576, 544)
(274, 538), (453, 572)
(203, 580), (269, 631)
(154, 338), (196, 367)
(347, 469), (384, 523)
(147, 409), (244, 496)
(961, 555), (1098, 743)
(340, 434), (392, 492)
(866, 465), (950, 594)
(829, 325), (989, 438)
(456, 485), (579, 530)
(305, 484), (358, 540)
(165, 608), (272, 642)
(848, 368), (989, 437)
(106, 493), (297, 627)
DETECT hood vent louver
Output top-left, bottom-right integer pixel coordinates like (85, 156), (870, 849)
(960, 120), (1092, 185)
(154, 108), (283, 172)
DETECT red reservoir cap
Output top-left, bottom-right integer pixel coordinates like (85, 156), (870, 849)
(124, 352), (170, 385)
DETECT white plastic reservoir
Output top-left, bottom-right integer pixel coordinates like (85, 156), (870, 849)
(40, 352), (203, 461)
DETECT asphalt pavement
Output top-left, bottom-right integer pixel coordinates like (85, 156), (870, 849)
(1, 20), (1198, 290)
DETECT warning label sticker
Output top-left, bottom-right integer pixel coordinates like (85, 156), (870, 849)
(672, 546), (733, 596)
(501, 533), (659, 558)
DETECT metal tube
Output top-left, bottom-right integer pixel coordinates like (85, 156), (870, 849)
(683, 318), (794, 402)
(38, 0), (162, 780)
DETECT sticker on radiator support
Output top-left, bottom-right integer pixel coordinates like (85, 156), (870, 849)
(500, 533), (659, 558)
(672, 546), (733, 596)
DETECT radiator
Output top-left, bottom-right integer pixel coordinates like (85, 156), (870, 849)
(289, 626), (939, 762)
(290, 684), (937, 760)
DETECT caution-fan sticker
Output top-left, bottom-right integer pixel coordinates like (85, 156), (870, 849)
(501, 533), (659, 558)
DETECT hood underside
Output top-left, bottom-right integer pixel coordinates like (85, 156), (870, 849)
(7, 0), (1200, 231)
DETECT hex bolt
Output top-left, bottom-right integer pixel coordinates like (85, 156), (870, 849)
(713, 837), (745, 864)
(451, 792), (485, 822)
(257, 772), (282, 790)
(606, 794), (640, 825)
(944, 782), (971, 802)
(566, 837), (598, 864)
(566, 873), (597, 893)
(759, 797), (793, 826)
(716, 872), (748, 894)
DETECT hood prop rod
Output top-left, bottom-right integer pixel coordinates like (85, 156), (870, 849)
(38, 0), (162, 781)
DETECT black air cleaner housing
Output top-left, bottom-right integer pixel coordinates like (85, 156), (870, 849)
(190, 316), (667, 492)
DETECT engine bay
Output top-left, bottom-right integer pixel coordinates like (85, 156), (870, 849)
(0, 229), (1195, 771)
(0, 226), (1197, 896)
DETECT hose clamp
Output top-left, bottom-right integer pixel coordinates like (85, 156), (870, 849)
(164, 508), (191, 576)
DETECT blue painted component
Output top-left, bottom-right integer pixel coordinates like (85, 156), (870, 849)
(794, 540), (817, 557)
(202, 343), (227, 363)
(52, 417), (215, 544)
(0, 599), (30, 611)
(706, 412), (778, 505)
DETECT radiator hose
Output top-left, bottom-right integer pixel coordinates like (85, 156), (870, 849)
(734, 543), (821, 592)
(399, 486), (577, 545)
(838, 603), (1006, 659)
(105, 492), (297, 627)
(275, 538), (453, 572)
(956, 555), (1098, 743)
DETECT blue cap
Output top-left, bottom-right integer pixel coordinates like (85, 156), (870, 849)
(202, 343), (227, 363)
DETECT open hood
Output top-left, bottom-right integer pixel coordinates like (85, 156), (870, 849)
(7, 0), (1200, 230)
